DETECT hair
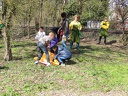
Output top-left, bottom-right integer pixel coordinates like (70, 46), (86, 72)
(52, 45), (58, 49)
(51, 27), (59, 34)
(49, 31), (55, 35)
(73, 15), (80, 20)
(104, 17), (108, 20)
(40, 26), (44, 29)
(61, 12), (66, 18)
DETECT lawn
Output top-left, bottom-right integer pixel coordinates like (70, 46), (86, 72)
(0, 37), (128, 96)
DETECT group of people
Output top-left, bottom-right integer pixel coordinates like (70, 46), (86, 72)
(34, 12), (110, 66)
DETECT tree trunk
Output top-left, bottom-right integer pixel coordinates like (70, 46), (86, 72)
(35, 18), (39, 31)
(39, 0), (43, 26)
(121, 22), (127, 46)
(27, 3), (32, 39)
(23, 18), (26, 36)
(2, 1), (12, 61)
(78, 0), (83, 15)
(3, 26), (12, 61)
(27, 18), (31, 39)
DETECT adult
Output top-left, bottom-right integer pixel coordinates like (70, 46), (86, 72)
(98, 17), (110, 44)
(61, 12), (69, 44)
(69, 15), (82, 50)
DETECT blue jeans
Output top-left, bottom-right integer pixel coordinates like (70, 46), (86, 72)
(37, 42), (50, 62)
(62, 34), (69, 49)
(70, 42), (79, 49)
(57, 56), (66, 64)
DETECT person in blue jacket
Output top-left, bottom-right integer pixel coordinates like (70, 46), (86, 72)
(52, 42), (72, 66)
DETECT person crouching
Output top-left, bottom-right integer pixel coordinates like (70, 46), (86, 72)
(52, 44), (72, 66)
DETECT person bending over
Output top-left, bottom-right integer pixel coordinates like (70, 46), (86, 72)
(52, 43), (72, 66)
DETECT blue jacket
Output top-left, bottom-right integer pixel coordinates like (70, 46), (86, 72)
(55, 44), (72, 59)
(50, 36), (58, 48)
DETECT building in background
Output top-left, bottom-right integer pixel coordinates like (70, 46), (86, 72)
(108, 0), (128, 31)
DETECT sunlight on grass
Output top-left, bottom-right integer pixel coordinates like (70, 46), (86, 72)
(0, 39), (128, 95)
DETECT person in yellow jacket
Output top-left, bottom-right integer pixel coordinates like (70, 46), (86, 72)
(0, 20), (4, 37)
(98, 17), (110, 44)
(69, 15), (82, 50)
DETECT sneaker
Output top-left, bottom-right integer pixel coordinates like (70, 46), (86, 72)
(46, 62), (51, 66)
(35, 60), (39, 64)
(61, 63), (66, 67)
(41, 62), (51, 66)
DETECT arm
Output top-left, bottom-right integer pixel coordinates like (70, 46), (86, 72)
(62, 40), (68, 49)
(69, 22), (73, 30)
(35, 33), (39, 40)
(43, 32), (46, 36)
(50, 40), (57, 48)
(101, 21), (109, 29)
(63, 20), (69, 35)
(0, 24), (4, 29)
(54, 52), (61, 59)
(78, 22), (82, 30)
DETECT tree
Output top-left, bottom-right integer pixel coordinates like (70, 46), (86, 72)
(114, 0), (128, 45)
(2, 0), (17, 61)
(65, 0), (109, 24)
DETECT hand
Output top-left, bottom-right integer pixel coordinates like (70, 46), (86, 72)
(62, 35), (66, 38)
(47, 45), (50, 49)
(62, 35), (66, 41)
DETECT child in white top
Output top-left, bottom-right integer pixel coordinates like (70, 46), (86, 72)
(35, 27), (46, 41)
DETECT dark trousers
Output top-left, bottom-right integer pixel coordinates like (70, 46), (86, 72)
(98, 36), (107, 44)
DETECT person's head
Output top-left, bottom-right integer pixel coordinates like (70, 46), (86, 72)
(49, 32), (55, 39)
(51, 27), (59, 34)
(61, 12), (67, 19)
(73, 15), (79, 21)
(52, 45), (58, 52)
(104, 17), (108, 22)
(39, 26), (44, 32)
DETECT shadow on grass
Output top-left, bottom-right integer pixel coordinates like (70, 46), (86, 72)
(106, 40), (117, 45)
(13, 56), (23, 60)
(66, 60), (77, 65)
(79, 45), (102, 54)
(12, 48), (37, 60)
(12, 42), (36, 48)
(0, 66), (9, 70)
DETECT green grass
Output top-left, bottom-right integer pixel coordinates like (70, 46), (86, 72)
(0, 38), (128, 95)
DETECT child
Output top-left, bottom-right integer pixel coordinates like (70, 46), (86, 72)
(52, 42), (72, 66)
(49, 32), (58, 53)
(35, 32), (58, 66)
(35, 27), (46, 41)
(35, 35), (51, 66)
(69, 15), (82, 50)
(98, 17), (110, 44)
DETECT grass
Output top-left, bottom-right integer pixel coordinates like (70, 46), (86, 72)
(0, 37), (128, 96)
